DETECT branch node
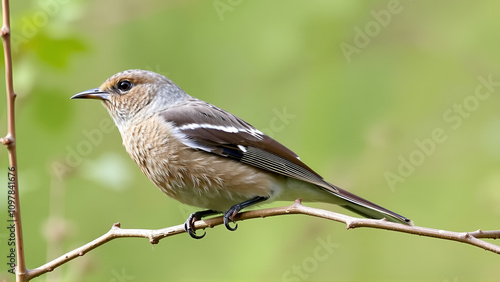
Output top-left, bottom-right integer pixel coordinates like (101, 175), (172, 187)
(286, 198), (303, 213)
(112, 222), (121, 229)
(1, 133), (14, 146)
(346, 220), (355, 230)
(293, 198), (303, 206)
(0, 26), (10, 37)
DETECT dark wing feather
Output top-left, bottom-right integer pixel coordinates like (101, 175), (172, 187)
(160, 99), (338, 193)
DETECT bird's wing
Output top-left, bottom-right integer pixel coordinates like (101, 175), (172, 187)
(160, 99), (411, 225)
(160, 99), (337, 193)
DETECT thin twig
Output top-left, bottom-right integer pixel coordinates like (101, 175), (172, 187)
(24, 199), (500, 280)
(1, 0), (27, 281)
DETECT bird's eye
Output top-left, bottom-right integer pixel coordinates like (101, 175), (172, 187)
(117, 80), (133, 92)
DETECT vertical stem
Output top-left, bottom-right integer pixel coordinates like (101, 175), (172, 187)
(1, 0), (27, 281)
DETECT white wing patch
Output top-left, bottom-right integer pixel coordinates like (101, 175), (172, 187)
(169, 125), (213, 152)
(179, 123), (264, 140)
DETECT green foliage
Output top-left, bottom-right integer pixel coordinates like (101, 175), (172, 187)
(25, 32), (87, 69)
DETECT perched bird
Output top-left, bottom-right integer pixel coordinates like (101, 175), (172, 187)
(72, 69), (411, 238)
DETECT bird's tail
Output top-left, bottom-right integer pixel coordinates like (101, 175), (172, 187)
(327, 183), (412, 225)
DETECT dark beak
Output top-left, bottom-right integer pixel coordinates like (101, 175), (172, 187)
(71, 88), (110, 101)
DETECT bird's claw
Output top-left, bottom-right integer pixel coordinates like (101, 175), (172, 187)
(223, 209), (239, 231)
(184, 211), (210, 239)
(184, 222), (206, 239)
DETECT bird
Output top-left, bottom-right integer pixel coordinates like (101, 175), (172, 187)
(71, 69), (411, 239)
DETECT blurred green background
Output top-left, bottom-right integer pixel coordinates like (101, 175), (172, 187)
(1, 0), (499, 281)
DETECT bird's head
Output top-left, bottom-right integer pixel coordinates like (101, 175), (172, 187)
(71, 69), (189, 128)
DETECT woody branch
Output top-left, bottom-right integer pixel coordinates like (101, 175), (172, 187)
(23, 199), (500, 280)
(1, 0), (27, 281)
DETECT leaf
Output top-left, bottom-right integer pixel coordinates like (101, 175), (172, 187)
(25, 31), (87, 69)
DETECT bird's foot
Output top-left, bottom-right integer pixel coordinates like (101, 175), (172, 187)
(223, 207), (240, 231)
(185, 196), (269, 238)
(184, 210), (217, 239)
(223, 196), (270, 232)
